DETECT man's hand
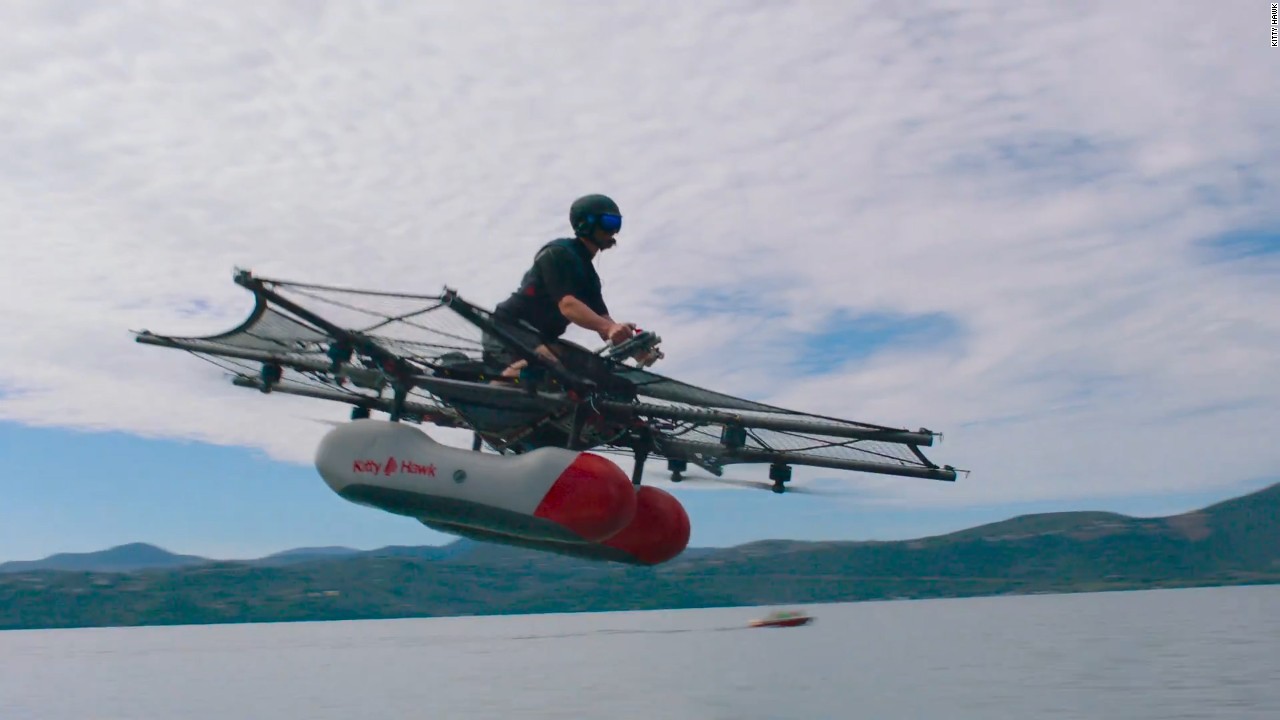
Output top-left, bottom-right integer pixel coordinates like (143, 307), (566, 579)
(601, 322), (636, 345)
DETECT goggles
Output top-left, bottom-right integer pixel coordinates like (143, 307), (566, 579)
(594, 213), (623, 233)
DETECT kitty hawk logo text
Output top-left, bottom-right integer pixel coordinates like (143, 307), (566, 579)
(352, 458), (437, 477)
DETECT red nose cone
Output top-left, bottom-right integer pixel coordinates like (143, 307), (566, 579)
(601, 486), (691, 565)
(534, 453), (636, 542)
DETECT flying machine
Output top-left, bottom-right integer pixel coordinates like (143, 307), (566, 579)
(135, 270), (959, 565)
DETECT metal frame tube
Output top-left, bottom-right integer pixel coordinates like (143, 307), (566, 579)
(596, 400), (937, 447)
(656, 438), (956, 482)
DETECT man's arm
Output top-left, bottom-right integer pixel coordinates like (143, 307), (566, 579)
(558, 295), (633, 344)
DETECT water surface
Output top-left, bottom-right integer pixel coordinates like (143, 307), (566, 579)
(1, 585), (1276, 719)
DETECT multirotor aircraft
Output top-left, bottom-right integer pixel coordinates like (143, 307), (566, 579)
(135, 270), (960, 565)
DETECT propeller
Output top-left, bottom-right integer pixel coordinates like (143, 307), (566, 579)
(298, 406), (376, 427)
(299, 417), (345, 427)
(667, 470), (845, 496)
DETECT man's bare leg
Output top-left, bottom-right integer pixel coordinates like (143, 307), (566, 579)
(498, 344), (563, 379)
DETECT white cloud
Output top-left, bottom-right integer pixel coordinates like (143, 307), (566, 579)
(1, 1), (1276, 508)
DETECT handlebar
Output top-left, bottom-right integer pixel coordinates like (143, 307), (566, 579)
(599, 329), (664, 367)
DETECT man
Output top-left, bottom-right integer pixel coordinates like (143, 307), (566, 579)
(484, 193), (647, 379)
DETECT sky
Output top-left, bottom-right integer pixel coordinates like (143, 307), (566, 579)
(1, 2), (1277, 562)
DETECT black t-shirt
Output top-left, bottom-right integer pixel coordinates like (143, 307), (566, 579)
(494, 238), (609, 338)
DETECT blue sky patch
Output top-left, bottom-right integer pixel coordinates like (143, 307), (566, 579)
(1200, 228), (1280, 261)
(660, 284), (789, 320)
(175, 298), (216, 318)
(792, 310), (962, 374)
(946, 131), (1118, 190)
(0, 421), (448, 563)
(988, 133), (1098, 172)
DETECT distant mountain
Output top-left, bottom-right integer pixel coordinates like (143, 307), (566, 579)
(250, 547), (363, 567)
(2, 483), (1276, 630)
(240, 541), (478, 567)
(359, 542), (475, 562)
(0, 543), (210, 574)
(0, 539), (509, 573)
(0, 542), (473, 572)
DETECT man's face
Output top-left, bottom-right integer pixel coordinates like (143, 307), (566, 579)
(591, 226), (618, 250)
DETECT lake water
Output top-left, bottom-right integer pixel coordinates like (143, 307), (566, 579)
(1, 584), (1277, 719)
